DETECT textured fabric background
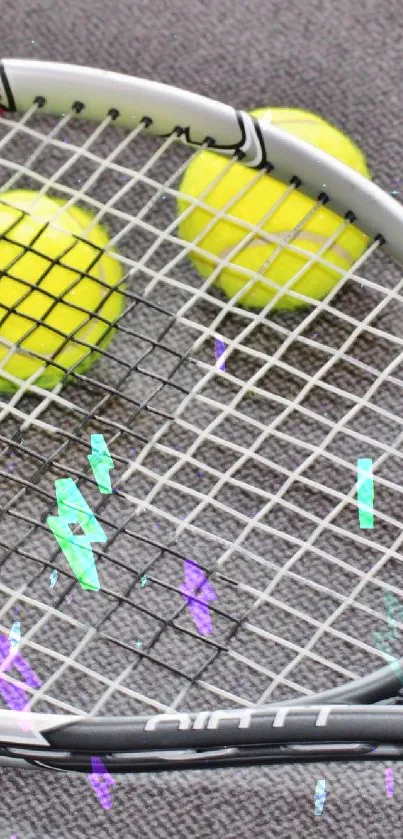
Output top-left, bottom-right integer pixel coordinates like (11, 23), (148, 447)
(1, 0), (403, 836)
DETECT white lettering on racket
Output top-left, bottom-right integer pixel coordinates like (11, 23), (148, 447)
(144, 708), (253, 732)
(316, 706), (333, 727)
(272, 707), (291, 727)
(144, 706), (344, 733)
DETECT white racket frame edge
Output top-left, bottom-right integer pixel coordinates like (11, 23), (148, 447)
(1, 58), (403, 263)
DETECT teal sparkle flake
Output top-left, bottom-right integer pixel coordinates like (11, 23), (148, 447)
(384, 592), (401, 613)
(373, 631), (393, 655)
(314, 779), (326, 816)
(49, 569), (58, 588)
(87, 434), (114, 494)
(9, 622), (20, 652)
(384, 592), (403, 628)
(47, 478), (107, 591)
(356, 458), (374, 529)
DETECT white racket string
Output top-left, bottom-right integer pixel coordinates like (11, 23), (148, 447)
(0, 91), (403, 725)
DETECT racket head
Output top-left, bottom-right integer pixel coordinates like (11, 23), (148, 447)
(0, 60), (403, 769)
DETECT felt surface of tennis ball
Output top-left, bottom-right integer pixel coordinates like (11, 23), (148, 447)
(0, 190), (124, 391)
(177, 108), (371, 310)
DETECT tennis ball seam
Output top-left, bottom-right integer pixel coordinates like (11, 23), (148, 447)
(177, 105), (370, 310)
(218, 232), (354, 265)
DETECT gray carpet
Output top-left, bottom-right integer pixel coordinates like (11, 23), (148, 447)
(0, 0), (403, 836)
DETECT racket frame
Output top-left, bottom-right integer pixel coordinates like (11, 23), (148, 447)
(1, 58), (403, 771)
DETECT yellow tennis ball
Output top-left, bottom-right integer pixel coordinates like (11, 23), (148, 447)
(0, 190), (124, 392)
(177, 108), (371, 310)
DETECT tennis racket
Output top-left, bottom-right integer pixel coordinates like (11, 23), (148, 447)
(1, 58), (403, 775)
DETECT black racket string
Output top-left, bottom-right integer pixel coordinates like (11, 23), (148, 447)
(0, 102), (295, 715)
(0, 197), (261, 712)
(0, 292), (282, 717)
(1, 98), (403, 724)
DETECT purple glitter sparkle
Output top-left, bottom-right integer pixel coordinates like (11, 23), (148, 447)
(385, 767), (394, 798)
(0, 634), (41, 711)
(214, 338), (226, 372)
(88, 756), (116, 809)
(180, 560), (217, 635)
(0, 633), (41, 730)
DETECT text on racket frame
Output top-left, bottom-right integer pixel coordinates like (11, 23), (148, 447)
(143, 706), (333, 731)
